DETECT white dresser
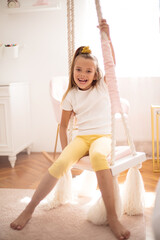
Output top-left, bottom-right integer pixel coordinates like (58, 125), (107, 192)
(0, 82), (32, 167)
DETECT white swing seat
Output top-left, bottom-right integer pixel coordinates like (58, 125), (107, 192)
(74, 149), (146, 176)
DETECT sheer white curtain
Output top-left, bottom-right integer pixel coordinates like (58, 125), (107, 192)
(83, 0), (160, 78)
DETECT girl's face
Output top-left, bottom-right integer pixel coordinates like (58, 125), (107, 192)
(73, 56), (96, 90)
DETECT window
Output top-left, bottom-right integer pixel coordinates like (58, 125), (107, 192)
(84, 0), (160, 77)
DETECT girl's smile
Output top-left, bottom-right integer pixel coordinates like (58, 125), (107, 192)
(73, 56), (96, 90)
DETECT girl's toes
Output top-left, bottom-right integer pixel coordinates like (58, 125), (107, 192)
(10, 222), (16, 229)
(16, 225), (22, 230)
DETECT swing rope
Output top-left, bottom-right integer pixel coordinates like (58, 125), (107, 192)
(67, 0), (75, 142)
(67, 0), (75, 74)
(94, 0), (136, 164)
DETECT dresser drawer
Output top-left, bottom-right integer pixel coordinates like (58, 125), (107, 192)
(0, 86), (10, 97)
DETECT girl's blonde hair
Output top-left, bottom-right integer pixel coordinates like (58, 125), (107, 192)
(62, 46), (103, 102)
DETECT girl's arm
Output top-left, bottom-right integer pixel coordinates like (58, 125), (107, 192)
(60, 110), (73, 150)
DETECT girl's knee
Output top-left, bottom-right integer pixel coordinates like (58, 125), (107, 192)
(48, 158), (71, 179)
(90, 152), (110, 171)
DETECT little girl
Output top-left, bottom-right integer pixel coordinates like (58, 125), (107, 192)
(10, 19), (130, 240)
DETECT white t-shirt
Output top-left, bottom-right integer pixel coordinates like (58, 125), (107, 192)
(62, 78), (111, 135)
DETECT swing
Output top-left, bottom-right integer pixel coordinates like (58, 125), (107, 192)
(42, 0), (146, 224)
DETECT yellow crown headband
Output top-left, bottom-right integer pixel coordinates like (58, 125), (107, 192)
(81, 46), (92, 54)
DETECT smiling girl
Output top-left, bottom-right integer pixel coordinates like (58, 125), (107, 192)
(10, 19), (130, 240)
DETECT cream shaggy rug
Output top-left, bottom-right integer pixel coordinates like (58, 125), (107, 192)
(0, 188), (146, 240)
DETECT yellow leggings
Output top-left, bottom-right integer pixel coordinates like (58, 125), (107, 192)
(48, 134), (111, 179)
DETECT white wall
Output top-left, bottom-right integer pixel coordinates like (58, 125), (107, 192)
(0, 0), (159, 156)
(0, 6), (66, 152)
(117, 77), (160, 156)
(0, 0), (87, 153)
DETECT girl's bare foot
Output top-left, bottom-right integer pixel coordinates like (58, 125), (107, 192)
(108, 217), (130, 239)
(10, 208), (33, 230)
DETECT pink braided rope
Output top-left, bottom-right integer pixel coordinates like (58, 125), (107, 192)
(95, 0), (122, 114)
(95, 0), (136, 159)
(101, 39), (122, 114)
